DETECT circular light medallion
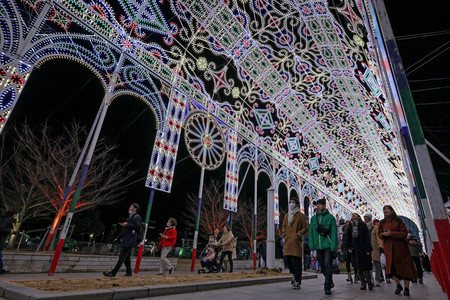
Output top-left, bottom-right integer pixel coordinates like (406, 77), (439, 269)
(184, 111), (226, 170)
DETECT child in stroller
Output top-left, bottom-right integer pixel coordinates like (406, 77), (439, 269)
(198, 236), (225, 273)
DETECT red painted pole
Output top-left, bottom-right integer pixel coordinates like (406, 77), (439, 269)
(134, 188), (155, 273)
(190, 167), (205, 272)
(48, 102), (109, 275)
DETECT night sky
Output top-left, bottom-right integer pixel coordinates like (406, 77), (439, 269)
(384, 0), (450, 202)
(5, 1), (450, 240)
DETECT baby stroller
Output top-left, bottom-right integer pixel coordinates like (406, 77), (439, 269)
(198, 246), (226, 273)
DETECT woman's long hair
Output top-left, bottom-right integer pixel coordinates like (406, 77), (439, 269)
(380, 205), (402, 225)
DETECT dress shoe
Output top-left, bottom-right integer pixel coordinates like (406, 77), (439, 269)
(325, 289), (331, 295)
(394, 284), (403, 294)
(103, 272), (115, 277)
(169, 267), (174, 275)
(403, 287), (410, 296)
(124, 273), (132, 277)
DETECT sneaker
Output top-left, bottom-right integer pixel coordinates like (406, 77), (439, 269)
(403, 287), (410, 296)
(169, 267), (174, 275)
(124, 273), (132, 277)
(368, 285), (373, 291)
(325, 289), (332, 295)
(0, 270), (10, 274)
(386, 278), (391, 284)
(418, 278), (423, 284)
(375, 280), (381, 287)
(103, 272), (115, 277)
(360, 285), (366, 290)
(292, 281), (301, 290)
(156, 273), (164, 275)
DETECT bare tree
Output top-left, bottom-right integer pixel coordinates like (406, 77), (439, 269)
(234, 198), (266, 250)
(0, 121), (135, 245)
(181, 180), (230, 238)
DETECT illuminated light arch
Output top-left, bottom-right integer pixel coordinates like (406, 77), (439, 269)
(0, 0), (420, 226)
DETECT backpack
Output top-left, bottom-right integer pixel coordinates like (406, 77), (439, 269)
(137, 221), (146, 244)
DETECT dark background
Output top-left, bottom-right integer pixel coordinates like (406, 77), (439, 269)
(5, 0), (450, 242)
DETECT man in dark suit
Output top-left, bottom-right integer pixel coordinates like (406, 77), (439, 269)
(104, 203), (142, 277)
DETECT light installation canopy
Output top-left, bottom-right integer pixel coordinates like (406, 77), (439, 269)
(0, 0), (416, 221)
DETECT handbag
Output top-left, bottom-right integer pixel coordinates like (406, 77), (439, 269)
(316, 223), (330, 237)
(380, 253), (386, 266)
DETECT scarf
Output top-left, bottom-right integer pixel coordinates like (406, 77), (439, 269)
(352, 220), (359, 238)
(288, 207), (299, 226)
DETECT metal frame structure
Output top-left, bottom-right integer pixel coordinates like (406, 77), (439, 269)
(1, 0), (447, 286)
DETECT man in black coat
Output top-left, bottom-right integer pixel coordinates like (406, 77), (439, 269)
(104, 203), (142, 277)
(0, 209), (18, 274)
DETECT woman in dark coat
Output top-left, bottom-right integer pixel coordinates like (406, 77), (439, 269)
(378, 205), (417, 296)
(345, 213), (373, 290)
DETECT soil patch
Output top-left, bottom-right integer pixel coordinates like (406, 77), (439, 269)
(7, 270), (285, 293)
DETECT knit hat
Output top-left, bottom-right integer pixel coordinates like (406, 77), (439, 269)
(364, 213), (373, 221)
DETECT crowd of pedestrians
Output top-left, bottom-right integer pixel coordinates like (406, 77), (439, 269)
(0, 200), (429, 298)
(95, 200), (426, 297)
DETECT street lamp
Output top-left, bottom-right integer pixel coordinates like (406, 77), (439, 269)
(88, 233), (94, 246)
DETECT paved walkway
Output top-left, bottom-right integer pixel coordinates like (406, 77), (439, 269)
(138, 272), (447, 300)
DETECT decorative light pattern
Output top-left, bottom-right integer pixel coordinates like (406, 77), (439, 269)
(0, 0), (419, 224)
(184, 111), (226, 170)
(147, 90), (186, 192)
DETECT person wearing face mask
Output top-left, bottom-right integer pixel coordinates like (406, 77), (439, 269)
(309, 198), (338, 295)
(104, 203), (142, 277)
(0, 209), (19, 274)
(157, 218), (177, 275)
(281, 197), (308, 290)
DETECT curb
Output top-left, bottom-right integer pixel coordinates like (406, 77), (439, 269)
(0, 274), (317, 299)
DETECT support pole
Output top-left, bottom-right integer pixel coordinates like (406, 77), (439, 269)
(253, 169), (258, 270)
(48, 102), (109, 275)
(371, 0), (450, 293)
(190, 167), (205, 272)
(134, 188), (155, 273)
(43, 101), (104, 251)
(266, 187), (275, 269)
(228, 211), (233, 230)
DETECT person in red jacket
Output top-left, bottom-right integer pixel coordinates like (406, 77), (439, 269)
(157, 218), (177, 275)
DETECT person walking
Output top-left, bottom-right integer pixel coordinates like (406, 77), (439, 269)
(378, 205), (417, 296)
(309, 198), (338, 295)
(373, 219), (386, 283)
(0, 210), (18, 274)
(157, 218), (177, 275)
(346, 213), (373, 291)
(407, 232), (423, 284)
(217, 224), (234, 273)
(104, 203), (142, 277)
(281, 197), (309, 290)
(342, 220), (355, 283)
(364, 213), (382, 287)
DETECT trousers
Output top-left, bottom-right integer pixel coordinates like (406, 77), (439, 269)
(284, 255), (302, 283)
(112, 247), (133, 275)
(159, 246), (173, 273)
(316, 248), (333, 290)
